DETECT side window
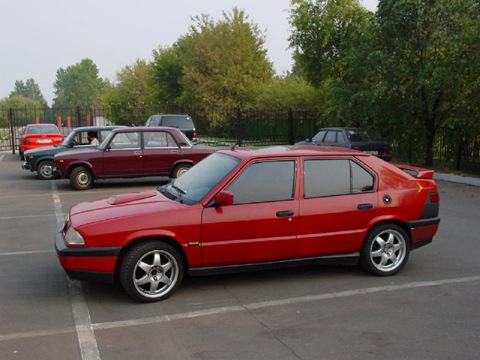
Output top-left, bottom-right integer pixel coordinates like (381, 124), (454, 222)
(144, 131), (178, 148)
(351, 161), (374, 192)
(109, 132), (140, 149)
(227, 161), (295, 204)
(312, 130), (326, 142)
(304, 159), (374, 198)
(323, 131), (337, 144)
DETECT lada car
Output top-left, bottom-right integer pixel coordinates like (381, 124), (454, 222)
(22, 125), (122, 180)
(53, 126), (218, 190)
(55, 145), (440, 302)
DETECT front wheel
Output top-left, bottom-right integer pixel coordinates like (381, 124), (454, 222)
(119, 241), (184, 302)
(172, 163), (192, 178)
(37, 160), (55, 180)
(360, 223), (410, 276)
(70, 166), (94, 190)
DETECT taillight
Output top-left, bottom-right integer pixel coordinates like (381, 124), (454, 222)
(192, 129), (197, 141)
(430, 191), (440, 203)
(380, 148), (392, 156)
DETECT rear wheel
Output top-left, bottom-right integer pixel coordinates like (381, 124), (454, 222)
(119, 241), (184, 302)
(360, 223), (410, 276)
(172, 163), (192, 178)
(37, 160), (55, 180)
(70, 166), (94, 190)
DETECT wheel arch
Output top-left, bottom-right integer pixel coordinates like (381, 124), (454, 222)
(365, 219), (412, 247)
(66, 161), (95, 179)
(114, 236), (189, 283)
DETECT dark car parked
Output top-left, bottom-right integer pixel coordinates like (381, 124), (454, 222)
(145, 114), (197, 143)
(53, 127), (218, 190)
(22, 126), (123, 180)
(296, 127), (392, 162)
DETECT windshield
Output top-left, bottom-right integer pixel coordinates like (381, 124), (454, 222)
(346, 129), (385, 142)
(158, 152), (240, 205)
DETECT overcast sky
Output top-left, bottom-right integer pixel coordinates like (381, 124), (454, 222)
(0, 0), (378, 104)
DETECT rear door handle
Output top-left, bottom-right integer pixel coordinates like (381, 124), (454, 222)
(134, 151), (142, 155)
(276, 210), (294, 217)
(357, 203), (373, 210)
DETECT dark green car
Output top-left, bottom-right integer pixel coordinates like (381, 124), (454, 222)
(22, 125), (123, 180)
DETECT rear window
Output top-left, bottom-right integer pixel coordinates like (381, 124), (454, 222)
(160, 116), (193, 128)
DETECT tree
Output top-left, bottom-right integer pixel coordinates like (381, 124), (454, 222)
(9, 79), (46, 106)
(182, 7), (274, 124)
(52, 58), (107, 108)
(375, 0), (480, 165)
(102, 59), (157, 125)
(289, 0), (371, 87)
(150, 35), (196, 112)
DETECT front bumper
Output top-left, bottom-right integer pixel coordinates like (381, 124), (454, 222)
(52, 167), (63, 178)
(55, 223), (122, 283)
(22, 161), (33, 171)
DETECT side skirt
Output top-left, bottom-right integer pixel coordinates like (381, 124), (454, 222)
(188, 253), (360, 276)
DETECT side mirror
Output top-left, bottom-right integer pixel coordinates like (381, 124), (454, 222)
(214, 190), (234, 206)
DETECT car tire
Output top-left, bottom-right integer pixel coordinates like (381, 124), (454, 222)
(360, 223), (410, 276)
(172, 163), (192, 178)
(119, 241), (184, 303)
(70, 166), (94, 190)
(37, 160), (55, 180)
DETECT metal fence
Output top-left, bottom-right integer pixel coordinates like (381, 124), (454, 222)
(1, 106), (479, 174)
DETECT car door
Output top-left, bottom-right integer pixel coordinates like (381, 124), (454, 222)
(142, 130), (180, 175)
(102, 131), (143, 176)
(201, 159), (299, 266)
(297, 158), (379, 257)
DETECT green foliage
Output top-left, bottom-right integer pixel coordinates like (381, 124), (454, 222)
(101, 59), (157, 125)
(289, 0), (480, 165)
(289, 0), (371, 86)
(9, 79), (46, 106)
(182, 7), (274, 125)
(150, 35), (197, 112)
(253, 75), (324, 110)
(52, 58), (107, 108)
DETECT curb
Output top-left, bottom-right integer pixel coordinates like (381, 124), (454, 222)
(434, 173), (480, 187)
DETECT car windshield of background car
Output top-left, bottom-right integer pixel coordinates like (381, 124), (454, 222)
(159, 152), (240, 205)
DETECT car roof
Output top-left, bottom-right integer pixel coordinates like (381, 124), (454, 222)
(219, 145), (370, 160)
(26, 123), (58, 127)
(72, 125), (125, 132)
(111, 126), (181, 133)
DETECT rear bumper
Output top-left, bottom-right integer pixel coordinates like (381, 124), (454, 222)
(407, 217), (440, 249)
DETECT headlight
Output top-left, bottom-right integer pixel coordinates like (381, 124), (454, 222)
(65, 226), (85, 245)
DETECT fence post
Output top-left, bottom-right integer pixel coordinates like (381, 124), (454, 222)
(236, 108), (243, 147)
(76, 107), (82, 127)
(8, 108), (16, 155)
(288, 109), (294, 145)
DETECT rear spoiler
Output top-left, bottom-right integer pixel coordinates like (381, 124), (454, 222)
(394, 164), (434, 179)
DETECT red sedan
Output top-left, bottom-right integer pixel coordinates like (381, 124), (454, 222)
(18, 124), (63, 160)
(55, 146), (440, 302)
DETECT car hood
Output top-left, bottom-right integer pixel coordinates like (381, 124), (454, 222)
(55, 147), (101, 159)
(69, 190), (183, 227)
(25, 145), (65, 156)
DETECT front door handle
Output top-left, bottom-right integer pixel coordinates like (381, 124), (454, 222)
(357, 203), (373, 210)
(276, 210), (294, 217)
(134, 151), (142, 155)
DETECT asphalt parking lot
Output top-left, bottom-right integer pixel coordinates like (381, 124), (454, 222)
(0, 151), (479, 360)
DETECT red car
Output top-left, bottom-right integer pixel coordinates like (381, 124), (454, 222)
(18, 124), (63, 160)
(53, 127), (218, 190)
(55, 146), (440, 302)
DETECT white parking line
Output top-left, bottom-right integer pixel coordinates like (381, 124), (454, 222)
(1, 274), (479, 343)
(51, 183), (101, 360)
